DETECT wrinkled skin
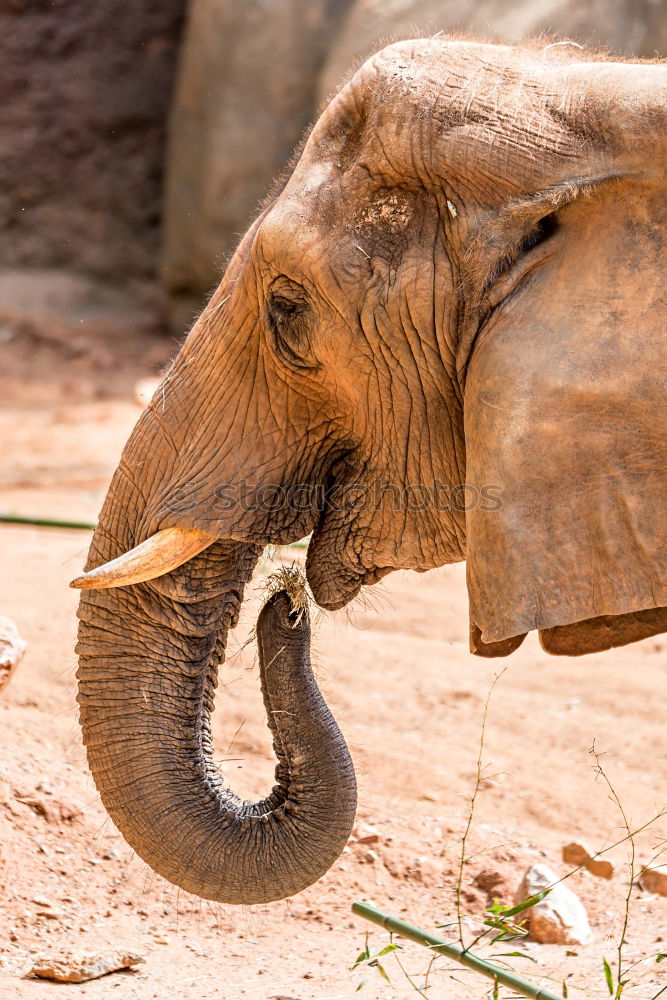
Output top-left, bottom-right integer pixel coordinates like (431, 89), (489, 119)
(76, 41), (666, 904)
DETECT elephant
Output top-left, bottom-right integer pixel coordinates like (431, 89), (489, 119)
(71, 39), (666, 906)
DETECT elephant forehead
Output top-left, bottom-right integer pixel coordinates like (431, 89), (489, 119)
(257, 164), (384, 273)
(256, 198), (329, 265)
(260, 158), (346, 243)
(327, 41), (612, 191)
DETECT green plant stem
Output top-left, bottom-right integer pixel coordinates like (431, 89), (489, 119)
(590, 743), (636, 994)
(0, 512), (97, 530)
(392, 951), (431, 998)
(455, 666), (506, 948)
(353, 901), (563, 1000)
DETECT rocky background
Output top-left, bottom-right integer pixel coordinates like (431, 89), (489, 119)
(1, 0), (665, 345)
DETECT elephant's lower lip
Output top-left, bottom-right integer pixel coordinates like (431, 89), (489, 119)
(308, 566), (392, 611)
(362, 567), (392, 585)
(305, 559), (363, 611)
(305, 517), (391, 608)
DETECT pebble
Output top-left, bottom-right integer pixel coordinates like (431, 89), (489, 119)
(640, 865), (667, 897)
(562, 842), (589, 866)
(562, 842), (614, 880)
(353, 822), (381, 845)
(0, 616), (27, 692)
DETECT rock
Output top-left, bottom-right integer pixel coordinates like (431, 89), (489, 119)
(562, 842), (590, 866)
(161, 0), (355, 326)
(585, 858), (614, 880)
(515, 863), (593, 946)
(0, 951), (33, 977)
(351, 821), (381, 845)
(562, 842), (614, 880)
(318, 0), (667, 105)
(30, 950), (145, 983)
(474, 869), (505, 894)
(364, 849), (379, 864)
(16, 793), (82, 824)
(31, 897), (53, 908)
(0, 270), (161, 350)
(0, 616), (26, 692)
(0, 2), (185, 283)
(640, 865), (667, 897)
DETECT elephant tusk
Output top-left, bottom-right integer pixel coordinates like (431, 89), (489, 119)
(69, 527), (216, 590)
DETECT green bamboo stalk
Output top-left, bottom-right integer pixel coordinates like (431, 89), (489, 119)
(0, 512), (97, 530)
(352, 901), (564, 1000)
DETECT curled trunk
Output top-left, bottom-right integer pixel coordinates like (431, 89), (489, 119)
(77, 540), (356, 904)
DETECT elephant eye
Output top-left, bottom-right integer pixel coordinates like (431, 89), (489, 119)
(519, 212), (558, 254)
(483, 211), (560, 295)
(266, 277), (318, 371)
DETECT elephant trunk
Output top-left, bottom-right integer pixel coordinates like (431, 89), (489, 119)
(76, 538), (357, 904)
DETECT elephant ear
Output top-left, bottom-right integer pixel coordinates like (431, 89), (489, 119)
(462, 190), (667, 656)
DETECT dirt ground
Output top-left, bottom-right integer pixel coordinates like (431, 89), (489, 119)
(0, 328), (665, 1000)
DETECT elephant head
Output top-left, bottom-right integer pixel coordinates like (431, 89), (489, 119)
(73, 41), (666, 903)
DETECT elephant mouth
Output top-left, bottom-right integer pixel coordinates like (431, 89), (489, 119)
(306, 564), (364, 611)
(70, 508), (392, 615)
(305, 514), (393, 610)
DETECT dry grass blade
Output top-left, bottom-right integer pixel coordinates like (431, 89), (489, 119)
(261, 564), (312, 626)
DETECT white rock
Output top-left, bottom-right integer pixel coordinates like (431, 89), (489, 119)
(30, 950), (145, 983)
(0, 616), (26, 692)
(0, 951), (33, 977)
(515, 863), (593, 945)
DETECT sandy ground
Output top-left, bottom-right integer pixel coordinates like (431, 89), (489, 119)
(0, 331), (665, 1000)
